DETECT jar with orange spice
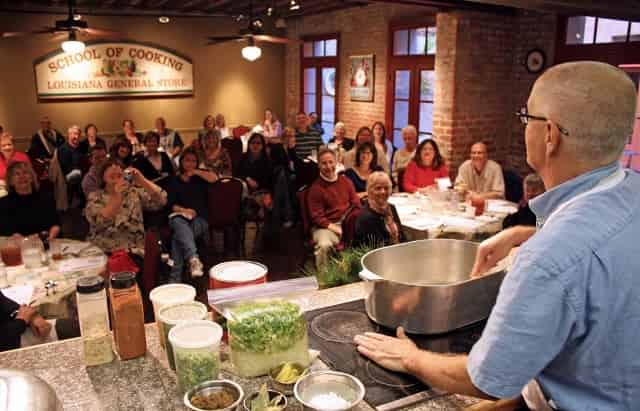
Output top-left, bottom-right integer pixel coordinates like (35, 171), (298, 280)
(108, 272), (146, 360)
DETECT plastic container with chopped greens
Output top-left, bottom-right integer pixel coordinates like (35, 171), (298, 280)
(158, 301), (208, 371)
(227, 300), (310, 377)
(169, 320), (223, 395)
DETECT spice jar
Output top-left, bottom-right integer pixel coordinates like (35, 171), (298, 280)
(76, 276), (113, 366)
(168, 320), (222, 395)
(108, 272), (146, 360)
(158, 301), (208, 370)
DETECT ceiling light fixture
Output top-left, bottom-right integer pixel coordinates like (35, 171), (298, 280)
(235, 14), (245, 22)
(73, 14), (82, 21)
(241, 38), (262, 62)
(289, 0), (300, 11)
(158, 16), (170, 24)
(251, 17), (264, 30)
(62, 31), (85, 54)
(267, 7), (274, 16)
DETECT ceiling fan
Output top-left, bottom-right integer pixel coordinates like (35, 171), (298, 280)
(206, 0), (300, 61)
(1, 0), (120, 52)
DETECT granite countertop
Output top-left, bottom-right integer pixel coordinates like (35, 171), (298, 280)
(0, 283), (478, 411)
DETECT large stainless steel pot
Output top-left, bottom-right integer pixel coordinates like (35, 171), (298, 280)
(360, 239), (506, 334)
(0, 369), (63, 411)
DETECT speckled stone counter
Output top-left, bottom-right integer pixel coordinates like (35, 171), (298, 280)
(0, 283), (479, 411)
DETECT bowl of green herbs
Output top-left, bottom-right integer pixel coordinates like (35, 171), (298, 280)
(242, 384), (287, 411)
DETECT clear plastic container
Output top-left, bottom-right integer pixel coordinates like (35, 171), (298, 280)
(149, 284), (196, 348)
(158, 301), (208, 371)
(76, 276), (113, 366)
(168, 320), (223, 395)
(21, 236), (44, 269)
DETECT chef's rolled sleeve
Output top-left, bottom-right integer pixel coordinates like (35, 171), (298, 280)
(467, 255), (577, 398)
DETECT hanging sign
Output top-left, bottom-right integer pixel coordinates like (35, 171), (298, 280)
(33, 41), (194, 99)
(349, 54), (374, 102)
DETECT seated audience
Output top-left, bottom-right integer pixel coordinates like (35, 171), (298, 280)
(81, 142), (108, 198)
(295, 112), (323, 158)
(167, 147), (218, 282)
(132, 131), (175, 187)
(56, 125), (84, 187)
(391, 125), (418, 188)
(215, 113), (232, 139)
(200, 130), (232, 177)
(117, 119), (144, 155)
(0, 162), (60, 239)
(261, 108), (282, 144)
(403, 139), (449, 193)
(503, 173), (546, 229)
(309, 112), (325, 136)
(85, 159), (166, 255)
(372, 121), (394, 165)
(0, 132), (31, 181)
(342, 127), (390, 173)
(354, 172), (405, 247)
(155, 117), (183, 159)
(344, 142), (383, 198)
(308, 149), (361, 268)
(198, 114), (216, 144)
(78, 124), (106, 155)
(28, 116), (64, 161)
(238, 133), (273, 221)
(1, 291), (53, 352)
(109, 137), (134, 167)
(328, 122), (354, 152)
(455, 141), (505, 200)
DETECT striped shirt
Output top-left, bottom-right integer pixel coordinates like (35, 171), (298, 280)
(295, 128), (323, 158)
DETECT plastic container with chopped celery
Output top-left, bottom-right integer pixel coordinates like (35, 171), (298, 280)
(227, 300), (310, 378)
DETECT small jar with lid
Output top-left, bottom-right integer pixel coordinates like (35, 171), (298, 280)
(108, 272), (146, 360)
(76, 276), (113, 366)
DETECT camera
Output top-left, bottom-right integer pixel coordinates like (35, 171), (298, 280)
(123, 170), (134, 183)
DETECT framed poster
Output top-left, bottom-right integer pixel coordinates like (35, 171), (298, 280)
(33, 40), (194, 100)
(349, 54), (374, 102)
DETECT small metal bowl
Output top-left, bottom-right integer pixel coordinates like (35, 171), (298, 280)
(268, 362), (309, 395)
(184, 379), (244, 411)
(294, 371), (365, 411)
(242, 388), (287, 411)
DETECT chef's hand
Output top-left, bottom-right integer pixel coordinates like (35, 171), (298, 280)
(15, 305), (37, 323)
(30, 315), (52, 339)
(354, 327), (419, 374)
(470, 226), (536, 278)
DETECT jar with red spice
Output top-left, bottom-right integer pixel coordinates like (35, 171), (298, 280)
(108, 272), (146, 360)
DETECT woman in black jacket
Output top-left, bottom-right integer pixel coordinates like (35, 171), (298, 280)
(132, 131), (175, 188)
(238, 133), (273, 221)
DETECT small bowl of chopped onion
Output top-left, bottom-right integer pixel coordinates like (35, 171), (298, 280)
(294, 371), (365, 411)
(184, 379), (244, 411)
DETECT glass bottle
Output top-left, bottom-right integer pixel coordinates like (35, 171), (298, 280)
(76, 276), (113, 366)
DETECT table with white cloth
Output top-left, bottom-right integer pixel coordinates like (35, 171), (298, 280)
(388, 193), (519, 242)
(1, 238), (107, 319)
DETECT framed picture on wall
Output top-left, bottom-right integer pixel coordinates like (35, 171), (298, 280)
(349, 54), (374, 102)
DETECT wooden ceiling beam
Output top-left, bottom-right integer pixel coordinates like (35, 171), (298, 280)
(461, 0), (640, 19)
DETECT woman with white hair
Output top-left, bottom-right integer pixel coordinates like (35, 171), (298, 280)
(328, 122), (354, 151)
(354, 172), (404, 247)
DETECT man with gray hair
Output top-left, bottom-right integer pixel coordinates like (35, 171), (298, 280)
(355, 61), (640, 410)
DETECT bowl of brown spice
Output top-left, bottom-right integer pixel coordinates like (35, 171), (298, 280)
(184, 379), (244, 411)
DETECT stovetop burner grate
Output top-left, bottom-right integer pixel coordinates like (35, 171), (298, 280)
(310, 310), (379, 344)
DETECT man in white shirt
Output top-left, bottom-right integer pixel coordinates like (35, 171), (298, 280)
(455, 142), (505, 200)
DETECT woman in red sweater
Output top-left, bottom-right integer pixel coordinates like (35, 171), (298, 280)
(402, 139), (449, 193)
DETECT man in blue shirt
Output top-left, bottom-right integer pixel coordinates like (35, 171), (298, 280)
(354, 61), (640, 410)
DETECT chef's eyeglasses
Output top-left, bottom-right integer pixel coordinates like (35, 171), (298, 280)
(515, 106), (569, 136)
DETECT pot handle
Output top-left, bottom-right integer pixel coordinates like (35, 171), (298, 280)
(359, 269), (383, 282)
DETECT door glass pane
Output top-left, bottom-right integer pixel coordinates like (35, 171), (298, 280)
(303, 42), (313, 57)
(322, 96), (335, 123)
(393, 129), (403, 149)
(419, 102), (434, 134)
(321, 121), (334, 143)
(314, 40), (325, 57)
(304, 68), (316, 94)
(322, 67), (336, 97)
(419, 133), (432, 143)
(595, 18), (629, 44)
(304, 94), (316, 114)
(393, 30), (409, 56)
(630, 22), (640, 42)
(394, 101), (409, 132)
(394, 70), (411, 100)
(325, 39), (337, 56)
(409, 28), (427, 55)
(566, 16), (596, 44)
(427, 27), (437, 54)
(421, 70), (435, 101)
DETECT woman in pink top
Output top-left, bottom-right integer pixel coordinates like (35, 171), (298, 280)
(402, 139), (449, 193)
(0, 132), (31, 181)
(262, 108), (282, 144)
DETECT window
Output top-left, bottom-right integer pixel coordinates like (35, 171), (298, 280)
(565, 16), (639, 45)
(301, 35), (339, 142)
(387, 21), (436, 148)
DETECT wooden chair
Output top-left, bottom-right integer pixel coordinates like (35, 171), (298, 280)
(221, 138), (243, 176)
(208, 177), (244, 256)
(233, 125), (251, 139)
(295, 159), (319, 191)
(503, 169), (523, 204)
(397, 168), (406, 192)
